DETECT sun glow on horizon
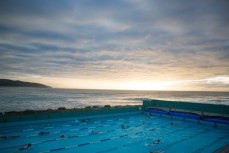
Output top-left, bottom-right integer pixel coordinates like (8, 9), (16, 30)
(30, 77), (172, 91)
(122, 81), (171, 91)
(53, 79), (173, 91)
(15, 75), (229, 92)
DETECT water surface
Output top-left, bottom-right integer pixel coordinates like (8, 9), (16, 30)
(0, 88), (228, 113)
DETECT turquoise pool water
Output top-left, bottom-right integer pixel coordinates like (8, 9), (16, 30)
(0, 112), (228, 153)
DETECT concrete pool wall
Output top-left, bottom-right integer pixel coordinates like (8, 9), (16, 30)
(0, 105), (142, 123)
(1, 99), (228, 124)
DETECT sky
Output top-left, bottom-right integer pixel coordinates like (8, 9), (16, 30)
(0, 0), (229, 91)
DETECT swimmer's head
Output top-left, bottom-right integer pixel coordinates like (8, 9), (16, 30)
(60, 135), (65, 138)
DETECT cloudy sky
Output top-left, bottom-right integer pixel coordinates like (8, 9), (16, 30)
(0, 0), (229, 91)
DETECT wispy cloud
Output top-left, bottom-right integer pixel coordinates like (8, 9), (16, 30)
(0, 0), (228, 91)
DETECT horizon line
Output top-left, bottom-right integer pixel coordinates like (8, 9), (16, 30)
(51, 87), (229, 93)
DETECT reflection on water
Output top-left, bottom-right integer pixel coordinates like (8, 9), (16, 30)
(0, 88), (228, 112)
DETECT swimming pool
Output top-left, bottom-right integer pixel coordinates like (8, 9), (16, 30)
(0, 112), (228, 153)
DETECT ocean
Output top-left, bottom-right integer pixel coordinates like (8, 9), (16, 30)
(0, 88), (228, 113)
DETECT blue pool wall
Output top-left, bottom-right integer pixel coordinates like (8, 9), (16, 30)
(143, 99), (229, 126)
(0, 106), (142, 123)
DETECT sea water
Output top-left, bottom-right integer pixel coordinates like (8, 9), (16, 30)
(0, 88), (228, 113)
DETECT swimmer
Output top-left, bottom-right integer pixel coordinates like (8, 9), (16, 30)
(0, 135), (21, 140)
(170, 122), (181, 126)
(74, 119), (80, 125)
(149, 150), (164, 153)
(120, 124), (129, 129)
(80, 119), (90, 123)
(149, 128), (156, 131)
(154, 140), (160, 144)
(38, 131), (50, 135)
(19, 143), (32, 150)
(59, 135), (66, 138)
(140, 120), (145, 125)
(90, 130), (104, 134)
(146, 140), (160, 147)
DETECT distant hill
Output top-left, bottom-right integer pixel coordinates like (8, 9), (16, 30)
(0, 79), (51, 88)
